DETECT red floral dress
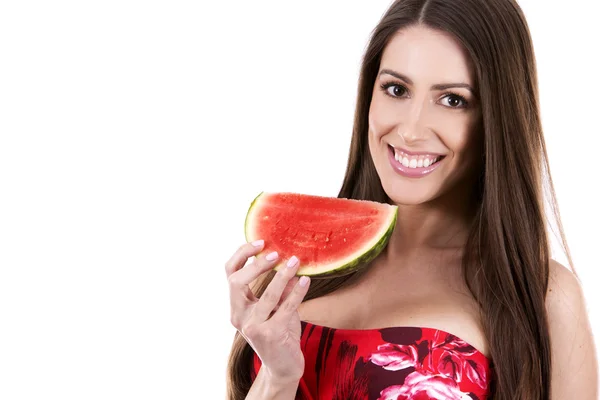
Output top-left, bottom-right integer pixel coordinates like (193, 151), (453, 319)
(251, 320), (493, 399)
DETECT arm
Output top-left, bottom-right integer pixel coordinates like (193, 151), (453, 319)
(547, 259), (599, 399)
(246, 367), (300, 400)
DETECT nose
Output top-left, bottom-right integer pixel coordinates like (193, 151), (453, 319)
(397, 100), (428, 144)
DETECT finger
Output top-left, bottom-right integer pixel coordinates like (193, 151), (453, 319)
(280, 276), (300, 304)
(271, 275), (311, 323)
(228, 250), (280, 330)
(270, 276), (299, 315)
(228, 250), (281, 293)
(224, 240), (265, 278)
(276, 276), (299, 308)
(251, 256), (300, 323)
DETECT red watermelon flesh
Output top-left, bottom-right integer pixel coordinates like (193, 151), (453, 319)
(244, 192), (398, 277)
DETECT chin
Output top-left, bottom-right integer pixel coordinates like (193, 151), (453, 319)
(380, 177), (445, 206)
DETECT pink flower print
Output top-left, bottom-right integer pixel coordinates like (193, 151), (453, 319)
(431, 331), (477, 356)
(378, 370), (471, 400)
(436, 349), (463, 382)
(464, 358), (488, 389)
(369, 343), (419, 371)
(427, 330), (487, 386)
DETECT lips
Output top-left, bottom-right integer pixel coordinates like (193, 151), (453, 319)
(387, 144), (445, 178)
(388, 144), (445, 157)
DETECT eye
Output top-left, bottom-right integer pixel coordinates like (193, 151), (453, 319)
(440, 93), (468, 108)
(380, 82), (407, 98)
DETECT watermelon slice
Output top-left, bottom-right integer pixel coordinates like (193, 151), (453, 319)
(244, 192), (398, 278)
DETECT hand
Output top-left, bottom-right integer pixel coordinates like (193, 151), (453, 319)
(225, 240), (311, 383)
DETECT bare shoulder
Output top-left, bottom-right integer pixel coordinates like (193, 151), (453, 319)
(546, 259), (591, 322)
(546, 259), (587, 319)
(546, 259), (598, 399)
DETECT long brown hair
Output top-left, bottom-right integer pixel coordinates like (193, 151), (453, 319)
(227, 0), (573, 398)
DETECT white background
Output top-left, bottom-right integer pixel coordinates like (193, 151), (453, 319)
(0, 1), (597, 398)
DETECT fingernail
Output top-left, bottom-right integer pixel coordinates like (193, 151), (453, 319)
(265, 251), (278, 261)
(299, 276), (309, 287)
(286, 256), (299, 268)
(251, 240), (264, 247)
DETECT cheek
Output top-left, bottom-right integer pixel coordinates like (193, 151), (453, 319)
(433, 113), (480, 158)
(368, 93), (402, 139)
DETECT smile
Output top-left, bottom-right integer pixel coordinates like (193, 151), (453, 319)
(387, 144), (446, 178)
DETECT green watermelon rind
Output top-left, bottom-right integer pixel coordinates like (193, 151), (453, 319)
(244, 191), (265, 243)
(244, 192), (397, 278)
(303, 208), (397, 278)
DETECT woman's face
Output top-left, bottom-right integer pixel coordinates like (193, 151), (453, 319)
(368, 25), (482, 205)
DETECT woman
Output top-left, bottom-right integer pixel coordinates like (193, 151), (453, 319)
(225, 0), (598, 398)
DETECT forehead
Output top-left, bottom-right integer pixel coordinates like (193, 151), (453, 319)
(380, 25), (475, 85)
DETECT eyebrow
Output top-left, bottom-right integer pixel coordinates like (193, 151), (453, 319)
(379, 69), (475, 94)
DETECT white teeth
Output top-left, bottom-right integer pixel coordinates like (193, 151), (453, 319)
(392, 146), (443, 168)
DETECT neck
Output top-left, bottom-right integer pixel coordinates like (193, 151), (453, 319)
(384, 180), (479, 258)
